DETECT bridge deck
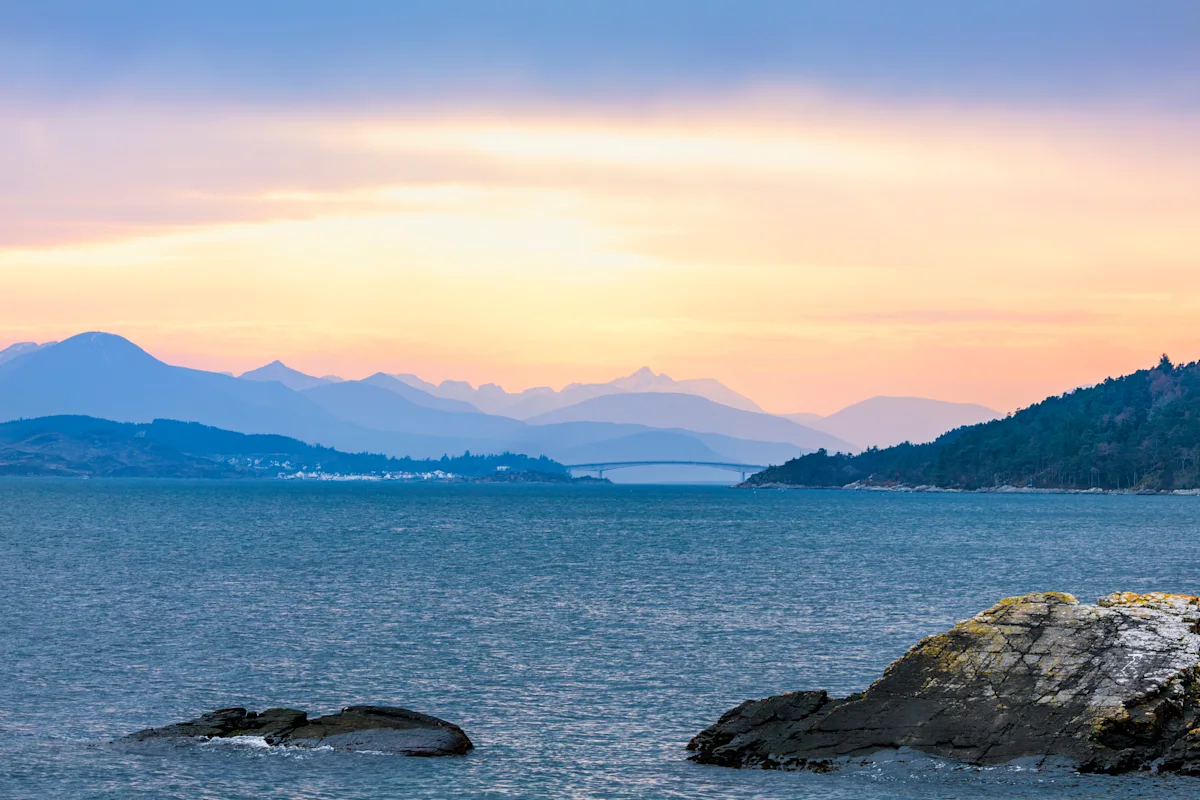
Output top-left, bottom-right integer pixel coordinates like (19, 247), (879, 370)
(565, 460), (766, 474)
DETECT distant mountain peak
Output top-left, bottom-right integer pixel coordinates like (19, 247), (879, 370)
(0, 341), (56, 368)
(358, 372), (483, 414)
(390, 373), (440, 392)
(64, 331), (139, 347)
(239, 360), (330, 392)
(784, 396), (1002, 451)
(606, 368), (763, 412)
(51, 332), (162, 366)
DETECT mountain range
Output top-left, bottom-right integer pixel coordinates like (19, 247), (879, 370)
(391, 367), (998, 449)
(0, 334), (1000, 481)
(391, 366), (765, 416)
(0, 334), (823, 480)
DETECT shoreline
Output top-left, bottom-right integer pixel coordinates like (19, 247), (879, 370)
(743, 481), (1200, 495)
(0, 472), (611, 485)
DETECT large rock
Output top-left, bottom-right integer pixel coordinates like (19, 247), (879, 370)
(689, 592), (1200, 774)
(121, 705), (473, 756)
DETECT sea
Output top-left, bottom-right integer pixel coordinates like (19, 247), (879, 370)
(3, 480), (1199, 799)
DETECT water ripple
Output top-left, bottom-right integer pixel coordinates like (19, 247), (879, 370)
(2, 481), (1198, 799)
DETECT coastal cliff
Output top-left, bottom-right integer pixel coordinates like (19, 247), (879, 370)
(690, 592), (1200, 774)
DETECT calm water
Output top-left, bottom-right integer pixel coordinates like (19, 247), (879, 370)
(3, 481), (1200, 799)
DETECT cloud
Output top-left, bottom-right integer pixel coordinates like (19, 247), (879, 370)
(4, 3), (1200, 415)
(5, 95), (1199, 268)
(3, 87), (1200, 413)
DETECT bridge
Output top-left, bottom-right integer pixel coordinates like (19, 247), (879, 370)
(564, 461), (767, 481)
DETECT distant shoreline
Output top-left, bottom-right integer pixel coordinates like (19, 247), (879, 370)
(743, 482), (1200, 496)
(0, 473), (611, 485)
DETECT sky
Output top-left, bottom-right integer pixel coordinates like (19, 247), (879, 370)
(2, 1), (1199, 414)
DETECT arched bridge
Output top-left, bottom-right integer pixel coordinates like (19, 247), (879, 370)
(564, 461), (767, 480)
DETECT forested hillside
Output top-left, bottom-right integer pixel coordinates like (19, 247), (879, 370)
(747, 356), (1200, 491)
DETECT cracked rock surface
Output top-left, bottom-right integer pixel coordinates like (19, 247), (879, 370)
(689, 592), (1200, 774)
(119, 705), (473, 756)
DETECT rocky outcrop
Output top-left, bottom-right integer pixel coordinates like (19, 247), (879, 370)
(121, 705), (473, 756)
(689, 592), (1200, 774)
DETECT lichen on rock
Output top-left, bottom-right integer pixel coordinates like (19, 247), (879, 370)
(689, 592), (1200, 774)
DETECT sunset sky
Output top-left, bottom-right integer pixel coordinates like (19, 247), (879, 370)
(3, 2), (1199, 414)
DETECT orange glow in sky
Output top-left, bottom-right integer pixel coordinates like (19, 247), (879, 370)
(3, 96), (1199, 414)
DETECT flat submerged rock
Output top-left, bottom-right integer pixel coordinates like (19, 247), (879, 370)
(120, 705), (473, 756)
(689, 592), (1200, 774)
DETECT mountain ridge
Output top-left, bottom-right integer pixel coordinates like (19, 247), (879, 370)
(239, 360), (331, 392)
(784, 396), (1002, 450)
(0, 333), (812, 479)
(251, 363), (1002, 450)
(1, 333), (1012, 482)
(0, 341), (57, 367)
(528, 392), (852, 452)
(392, 366), (765, 417)
(359, 372), (481, 414)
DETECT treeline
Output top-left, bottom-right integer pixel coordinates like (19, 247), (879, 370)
(0, 416), (566, 477)
(749, 355), (1200, 491)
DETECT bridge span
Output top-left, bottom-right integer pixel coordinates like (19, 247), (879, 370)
(564, 460), (767, 481)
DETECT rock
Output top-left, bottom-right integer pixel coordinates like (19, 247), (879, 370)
(273, 706), (474, 756)
(689, 592), (1200, 774)
(121, 705), (472, 756)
